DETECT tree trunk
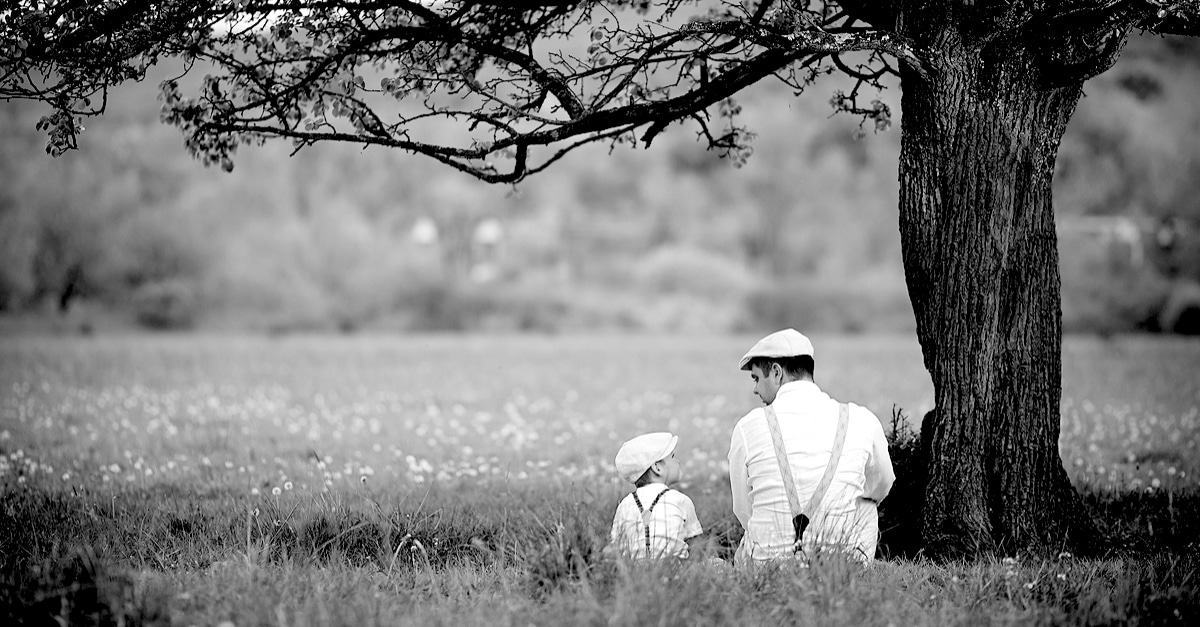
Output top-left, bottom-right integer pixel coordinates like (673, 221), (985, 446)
(896, 32), (1097, 558)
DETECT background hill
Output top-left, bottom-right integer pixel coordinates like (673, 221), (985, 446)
(1, 33), (1198, 335)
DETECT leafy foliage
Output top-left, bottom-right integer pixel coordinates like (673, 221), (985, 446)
(5, 1), (1197, 178)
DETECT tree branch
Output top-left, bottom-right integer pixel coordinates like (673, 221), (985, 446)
(681, 19), (928, 78)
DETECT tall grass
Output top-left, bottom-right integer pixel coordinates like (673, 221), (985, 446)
(3, 470), (1197, 626)
(2, 334), (1197, 625)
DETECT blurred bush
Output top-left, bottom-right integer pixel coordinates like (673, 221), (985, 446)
(131, 279), (200, 330)
(738, 275), (914, 334)
(633, 245), (758, 299)
(1059, 232), (1174, 334)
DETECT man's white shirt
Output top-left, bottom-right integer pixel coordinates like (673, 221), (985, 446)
(728, 380), (895, 561)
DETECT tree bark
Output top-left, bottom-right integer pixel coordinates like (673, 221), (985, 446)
(896, 29), (1097, 558)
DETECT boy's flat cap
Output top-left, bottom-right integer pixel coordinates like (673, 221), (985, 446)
(614, 432), (678, 484)
(738, 328), (815, 370)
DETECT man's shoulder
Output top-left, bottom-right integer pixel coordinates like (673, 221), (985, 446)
(841, 400), (875, 416)
(732, 406), (767, 430)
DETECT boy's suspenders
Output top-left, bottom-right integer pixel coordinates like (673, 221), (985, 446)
(631, 487), (671, 554)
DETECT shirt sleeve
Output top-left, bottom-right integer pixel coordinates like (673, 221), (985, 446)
(861, 407), (896, 502)
(679, 494), (703, 540)
(609, 500), (624, 546)
(728, 418), (751, 529)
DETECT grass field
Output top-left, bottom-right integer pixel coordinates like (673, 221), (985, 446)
(2, 333), (1198, 625)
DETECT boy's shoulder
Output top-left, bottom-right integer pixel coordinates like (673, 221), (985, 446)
(662, 487), (696, 508)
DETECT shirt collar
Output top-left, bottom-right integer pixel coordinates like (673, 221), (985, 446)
(775, 379), (820, 400)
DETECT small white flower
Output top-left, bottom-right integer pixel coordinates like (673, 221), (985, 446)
(1056, 573), (1067, 581)
(283, 481), (293, 490)
(272, 486), (281, 496)
(251, 488), (260, 495)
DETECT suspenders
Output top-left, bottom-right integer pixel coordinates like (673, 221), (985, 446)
(765, 402), (850, 553)
(631, 487), (671, 554)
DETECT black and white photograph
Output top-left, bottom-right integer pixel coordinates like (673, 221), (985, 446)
(2, 1), (1198, 624)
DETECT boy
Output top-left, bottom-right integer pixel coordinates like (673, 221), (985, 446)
(608, 432), (705, 560)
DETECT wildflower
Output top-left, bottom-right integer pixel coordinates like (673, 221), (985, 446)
(1057, 573), (1067, 581)
(109, 464), (121, 473)
(283, 481), (293, 491)
(272, 487), (281, 496)
(1057, 551), (1073, 560)
(61, 472), (70, 481)
(1151, 478), (1161, 488)
(1025, 582), (1035, 590)
(360, 475), (367, 484)
(1168, 466), (1178, 476)
(251, 488), (260, 495)
(1002, 556), (1018, 565)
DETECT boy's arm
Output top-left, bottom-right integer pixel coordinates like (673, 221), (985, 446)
(603, 501), (627, 557)
(685, 532), (716, 559)
(678, 494), (719, 561)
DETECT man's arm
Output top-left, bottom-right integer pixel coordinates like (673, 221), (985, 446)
(861, 410), (896, 502)
(728, 421), (751, 528)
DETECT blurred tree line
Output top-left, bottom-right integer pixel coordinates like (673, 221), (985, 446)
(1, 33), (1198, 335)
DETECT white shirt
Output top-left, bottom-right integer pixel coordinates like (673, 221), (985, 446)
(728, 380), (895, 561)
(609, 484), (703, 559)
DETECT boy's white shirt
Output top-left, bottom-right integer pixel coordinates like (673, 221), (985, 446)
(609, 484), (703, 559)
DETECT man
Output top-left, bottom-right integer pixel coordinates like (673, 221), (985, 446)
(728, 329), (895, 562)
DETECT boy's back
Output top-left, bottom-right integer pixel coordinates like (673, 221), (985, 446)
(609, 484), (702, 559)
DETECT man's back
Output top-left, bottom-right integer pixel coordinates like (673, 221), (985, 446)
(728, 380), (895, 560)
